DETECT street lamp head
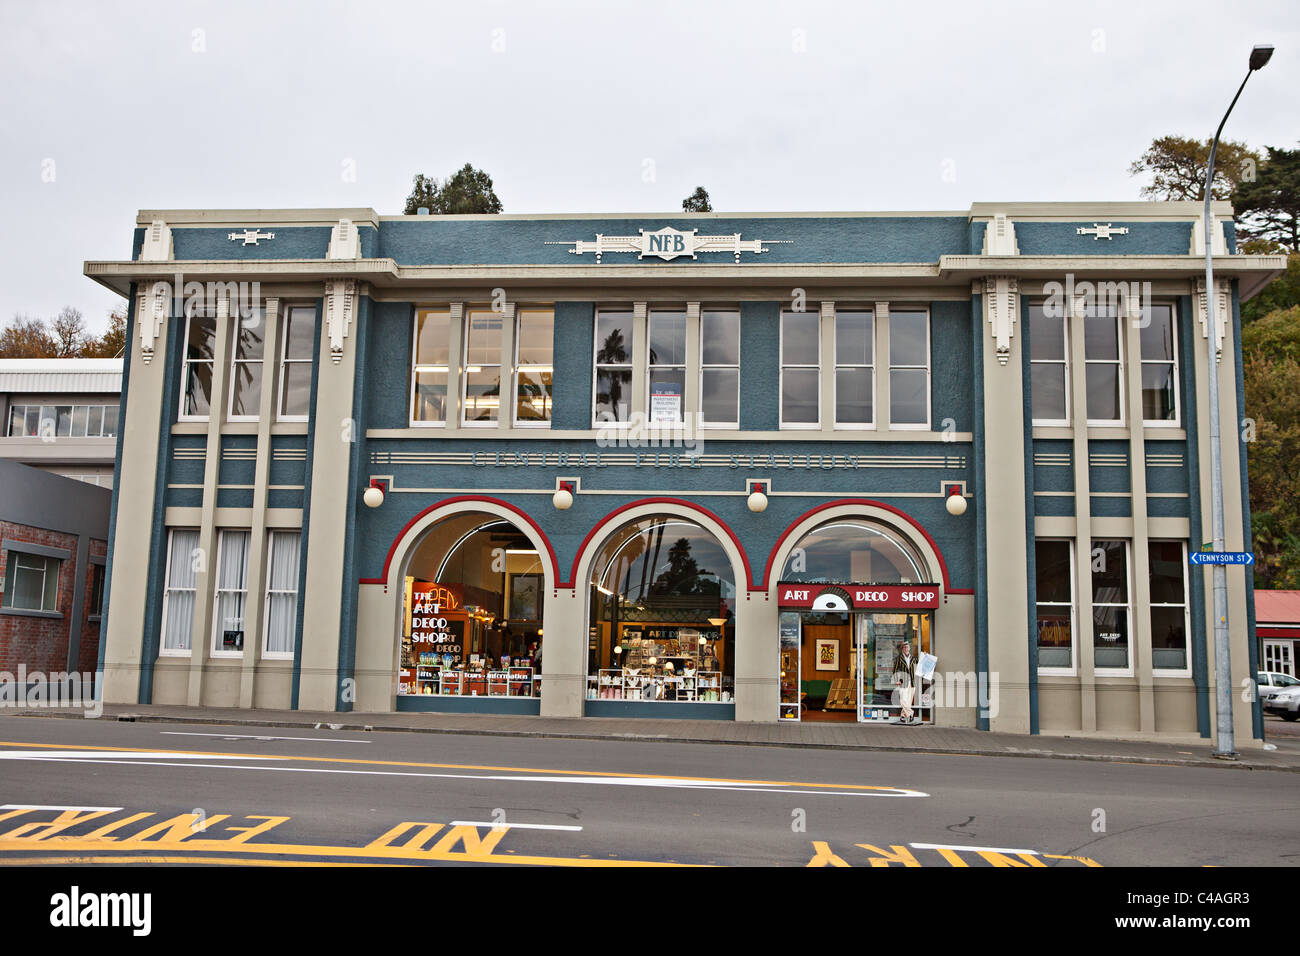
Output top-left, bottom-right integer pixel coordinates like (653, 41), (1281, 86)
(1249, 45), (1274, 71)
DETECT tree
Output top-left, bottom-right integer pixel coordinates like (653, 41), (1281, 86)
(1129, 136), (1260, 201)
(1245, 350), (1300, 589)
(1233, 144), (1300, 253)
(81, 309), (127, 358)
(1242, 255), (1300, 324)
(51, 307), (87, 357)
(682, 186), (712, 213)
(403, 164), (503, 215)
(0, 315), (57, 357)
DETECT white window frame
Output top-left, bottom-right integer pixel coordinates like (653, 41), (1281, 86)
(1149, 540), (1192, 677)
(699, 308), (740, 429)
(888, 308), (931, 430)
(512, 308), (554, 429)
(1030, 303), (1071, 427)
(6, 404), (119, 438)
(1035, 538), (1077, 676)
(592, 308), (635, 428)
(779, 309), (821, 429)
(1091, 538), (1133, 675)
(1140, 301), (1181, 429)
(833, 307), (875, 430)
(179, 309), (218, 423)
(210, 529), (250, 659)
(227, 305), (266, 423)
(408, 308), (451, 428)
(461, 308), (504, 428)
(261, 530), (300, 661)
(3, 550), (60, 613)
(646, 309), (687, 426)
(160, 528), (199, 657)
(1084, 306), (1126, 427)
(277, 304), (315, 423)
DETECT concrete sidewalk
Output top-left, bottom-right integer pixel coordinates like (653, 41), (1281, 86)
(6, 702), (1300, 772)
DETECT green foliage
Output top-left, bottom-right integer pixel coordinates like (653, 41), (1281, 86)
(1245, 346), (1300, 589)
(1242, 255), (1300, 324)
(403, 164), (503, 215)
(1129, 135), (1259, 201)
(1233, 144), (1300, 252)
(1241, 305), (1300, 362)
(682, 186), (712, 213)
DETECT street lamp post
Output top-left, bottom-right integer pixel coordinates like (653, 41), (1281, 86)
(1203, 44), (1272, 758)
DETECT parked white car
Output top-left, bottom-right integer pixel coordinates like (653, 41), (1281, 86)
(1263, 685), (1300, 721)
(1256, 671), (1300, 697)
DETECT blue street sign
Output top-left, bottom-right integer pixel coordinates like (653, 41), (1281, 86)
(1189, 552), (1256, 566)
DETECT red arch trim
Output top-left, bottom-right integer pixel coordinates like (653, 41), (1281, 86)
(758, 497), (968, 594)
(359, 495), (560, 587)
(563, 497), (756, 590)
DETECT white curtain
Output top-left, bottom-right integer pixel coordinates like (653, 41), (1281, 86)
(265, 531), (300, 655)
(163, 529), (200, 650)
(214, 531), (250, 649)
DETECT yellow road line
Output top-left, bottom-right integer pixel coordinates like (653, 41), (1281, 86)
(0, 739), (908, 793)
(1, 855), (409, 867)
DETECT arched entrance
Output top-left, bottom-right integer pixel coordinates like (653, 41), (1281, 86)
(584, 514), (738, 715)
(774, 517), (941, 725)
(393, 509), (549, 711)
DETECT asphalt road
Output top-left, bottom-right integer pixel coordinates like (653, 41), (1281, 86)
(0, 714), (1295, 867)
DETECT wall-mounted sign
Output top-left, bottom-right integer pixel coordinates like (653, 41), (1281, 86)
(545, 226), (791, 262)
(649, 381), (682, 423)
(776, 583), (941, 610)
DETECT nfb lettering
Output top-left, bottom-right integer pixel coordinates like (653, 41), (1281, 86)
(648, 233), (686, 253)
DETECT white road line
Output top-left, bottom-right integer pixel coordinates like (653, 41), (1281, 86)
(0, 753), (928, 797)
(910, 842), (1039, 855)
(449, 821), (584, 831)
(0, 751), (269, 761)
(160, 732), (371, 744)
(0, 804), (122, 812)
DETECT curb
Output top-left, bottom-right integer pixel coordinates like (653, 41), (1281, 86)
(8, 708), (1297, 773)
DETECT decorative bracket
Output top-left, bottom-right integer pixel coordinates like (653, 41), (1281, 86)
(324, 279), (357, 364)
(137, 280), (169, 365)
(1195, 278), (1230, 364)
(982, 275), (1018, 366)
(874, 300), (889, 322)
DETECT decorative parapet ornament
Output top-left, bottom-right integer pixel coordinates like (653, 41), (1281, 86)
(136, 280), (169, 365)
(229, 228), (275, 246)
(982, 275), (1018, 366)
(545, 225), (791, 262)
(1076, 223), (1129, 240)
(324, 279), (357, 364)
(1196, 277), (1231, 364)
(139, 220), (173, 262)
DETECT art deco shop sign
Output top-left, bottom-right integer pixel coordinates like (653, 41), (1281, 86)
(546, 225), (791, 262)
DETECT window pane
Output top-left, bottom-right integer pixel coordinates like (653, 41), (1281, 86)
(230, 361), (263, 417)
(1148, 541), (1186, 603)
(412, 369), (447, 421)
(70, 405), (88, 438)
(596, 312), (632, 365)
(87, 405), (103, 436)
(185, 361), (213, 417)
(649, 312), (686, 366)
(782, 368), (819, 424)
(7, 406), (20, 436)
(39, 406), (56, 437)
(781, 312), (819, 366)
(890, 368), (928, 424)
(25, 407), (39, 436)
(1029, 306), (1065, 361)
(56, 406), (72, 436)
(835, 367), (873, 424)
(889, 311), (928, 366)
(1141, 363), (1176, 421)
(1083, 315), (1118, 361)
(1031, 364), (1067, 421)
(281, 364), (312, 418)
(8, 555), (46, 610)
(187, 316), (217, 361)
(701, 311), (739, 366)
(42, 556), (59, 610)
(1091, 540), (1128, 601)
(285, 307), (316, 360)
(595, 369), (632, 421)
(835, 312), (872, 366)
(516, 310), (553, 366)
(1035, 540), (1072, 603)
(1085, 363), (1120, 420)
(463, 368), (500, 422)
(465, 311), (503, 366)
(1093, 605), (1129, 668)
(1036, 609), (1072, 668)
(515, 369), (552, 422)
(415, 310), (450, 366)
(1139, 304), (1174, 361)
(234, 311), (266, 360)
(102, 404), (119, 437)
(648, 368), (685, 423)
(701, 368), (738, 423)
(1151, 606), (1187, 670)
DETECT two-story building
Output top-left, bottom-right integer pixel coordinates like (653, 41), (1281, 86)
(83, 204), (1285, 744)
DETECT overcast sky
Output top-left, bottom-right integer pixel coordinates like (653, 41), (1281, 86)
(1, 0), (1296, 333)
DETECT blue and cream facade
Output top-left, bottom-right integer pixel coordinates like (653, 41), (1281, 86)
(84, 203), (1284, 743)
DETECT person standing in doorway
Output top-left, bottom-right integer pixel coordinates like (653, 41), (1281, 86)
(892, 639), (918, 725)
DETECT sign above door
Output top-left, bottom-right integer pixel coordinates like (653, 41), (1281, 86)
(776, 582), (942, 610)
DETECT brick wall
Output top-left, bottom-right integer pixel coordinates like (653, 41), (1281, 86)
(0, 520), (81, 675)
(78, 537), (109, 672)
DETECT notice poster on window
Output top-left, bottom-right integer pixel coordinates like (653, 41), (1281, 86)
(649, 382), (682, 424)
